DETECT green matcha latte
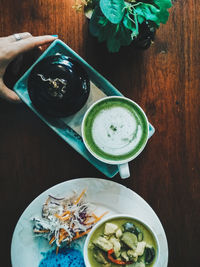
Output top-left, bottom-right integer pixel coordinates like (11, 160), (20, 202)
(82, 97), (149, 163)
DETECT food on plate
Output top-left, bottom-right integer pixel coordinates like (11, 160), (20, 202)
(28, 54), (90, 117)
(32, 189), (108, 253)
(88, 218), (157, 266)
(39, 248), (85, 267)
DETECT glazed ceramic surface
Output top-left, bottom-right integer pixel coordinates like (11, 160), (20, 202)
(13, 40), (155, 178)
(11, 178), (168, 267)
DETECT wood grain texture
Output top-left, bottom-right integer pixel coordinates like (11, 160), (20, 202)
(0, 1), (199, 266)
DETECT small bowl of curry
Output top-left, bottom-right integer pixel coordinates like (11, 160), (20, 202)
(84, 214), (160, 267)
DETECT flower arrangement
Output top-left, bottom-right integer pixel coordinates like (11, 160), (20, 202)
(73, 0), (172, 52)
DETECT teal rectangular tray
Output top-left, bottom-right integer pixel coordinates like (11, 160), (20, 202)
(13, 39), (155, 178)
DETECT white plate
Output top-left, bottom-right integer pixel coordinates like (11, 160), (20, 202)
(11, 178), (168, 267)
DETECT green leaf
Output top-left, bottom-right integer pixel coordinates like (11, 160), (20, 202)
(158, 9), (170, 24)
(153, 0), (172, 24)
(135, 3), (160, 25)
(106, 22), (132, 52)
(89, 6), (102, 37)
(100, 0), (125, 24)
(150, 0), (172, 26)
(98, 16), (108, 26)
(117, 23), (132, 46)
(123, 13), (134, 30)
(137, 15), (145, 24)
(99, 23), (117, 42)
(89, 0), (172, 53)
(107, 36), (121, 52)
(153, 0), (172, 10)
(89, 6), (118, 44)
(123, 13), (138, 37)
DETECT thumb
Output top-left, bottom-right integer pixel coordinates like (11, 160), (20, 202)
(0, 79), (21, 103)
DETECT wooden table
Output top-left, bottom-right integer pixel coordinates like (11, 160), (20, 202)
(0, 1), (199, 266)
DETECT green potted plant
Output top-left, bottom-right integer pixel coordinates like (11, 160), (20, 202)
(73, 0), (172, 52)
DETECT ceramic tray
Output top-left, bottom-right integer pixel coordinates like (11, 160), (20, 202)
(13, 39), (155, 178)
(11, 178), (168, 267)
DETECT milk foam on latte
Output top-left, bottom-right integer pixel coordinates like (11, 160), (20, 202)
(83, 97), (148, 162)
(92, 107), (142, 155)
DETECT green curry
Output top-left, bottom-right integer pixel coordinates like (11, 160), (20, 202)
(88, 218), (157, 267)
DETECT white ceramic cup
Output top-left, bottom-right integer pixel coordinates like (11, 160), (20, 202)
(81, 96), (149, 179)
(83, 214), (160, 267)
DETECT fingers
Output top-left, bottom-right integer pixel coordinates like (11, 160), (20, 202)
(10, 32), (32, 42)
(0, 33), (57, 103)
(0, 32), (32, 43)
(6, 35), (57, 61)
(16, 35), (57, 52)
(0, 80), (21, 103)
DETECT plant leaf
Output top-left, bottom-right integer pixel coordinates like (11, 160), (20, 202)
(137, 15), (145, 24)
(89, 6), (118, 44)
(98, 16), (108, 27)
(123, 13), (138, 37)
(135, 3), (160, 26)
(89, 6), (102, 37)
(99, 23), (117, 42)
(123, 13), (134, 30)
(117, 23), (132, 46)
(153, 0), (172, 10)
(89, 0), (172, 53)
(107, 36), (121, 52)
(153, 0), (172, 24)
(100, 0), (125, 24)
(106, 22), (132, 52)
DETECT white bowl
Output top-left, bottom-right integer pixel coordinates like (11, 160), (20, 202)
(84, 214), (160, 267)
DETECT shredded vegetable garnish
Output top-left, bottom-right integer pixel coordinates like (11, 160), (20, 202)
(32, 189), (108, 252)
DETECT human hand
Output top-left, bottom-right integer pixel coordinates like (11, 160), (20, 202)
(0, 33), (57, 103)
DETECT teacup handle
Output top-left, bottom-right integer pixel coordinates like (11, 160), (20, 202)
(118, 163), (130, 179)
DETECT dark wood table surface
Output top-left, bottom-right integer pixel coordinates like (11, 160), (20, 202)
(0, 1), (199, 266)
